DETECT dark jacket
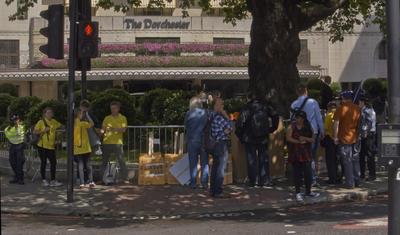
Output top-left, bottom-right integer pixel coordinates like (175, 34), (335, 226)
(235, 100), (279, 144)
(320, 83), (333, 110)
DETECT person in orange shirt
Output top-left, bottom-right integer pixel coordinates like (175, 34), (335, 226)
(333, 90), (362, 189)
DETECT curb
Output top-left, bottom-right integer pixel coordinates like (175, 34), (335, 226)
(1, 188), (388, 218)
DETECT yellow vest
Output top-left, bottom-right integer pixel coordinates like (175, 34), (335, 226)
(102, 114), (127, 145)
(5, 123), (25, 144)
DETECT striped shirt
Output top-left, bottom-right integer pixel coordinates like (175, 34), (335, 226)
(209, 110), (233, 141)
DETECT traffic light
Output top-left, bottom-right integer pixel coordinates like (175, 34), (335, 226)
(77, 21), (98, 59)
(39, 5), (64, 59)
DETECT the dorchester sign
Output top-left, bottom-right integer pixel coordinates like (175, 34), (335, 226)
(124, 18), (190, 29)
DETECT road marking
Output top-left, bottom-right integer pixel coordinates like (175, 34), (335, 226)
(287, 231), (296, 234)
(284, 224), (293, 227)
(334, 216), (388, 229)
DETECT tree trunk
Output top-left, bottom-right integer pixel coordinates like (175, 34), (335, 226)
(247, 1), (302, 118)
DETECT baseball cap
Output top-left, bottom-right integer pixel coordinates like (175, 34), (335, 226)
(340, 90), (353, 98)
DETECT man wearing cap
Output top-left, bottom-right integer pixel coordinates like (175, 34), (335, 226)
(359, 92), (377, 181)
(5, 114), (26, 185)
(333, 90), (362, 188)
(290, 84), (325, 187)
(371, 94), (387, 125)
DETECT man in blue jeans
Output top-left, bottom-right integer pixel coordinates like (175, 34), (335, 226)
(209, 97), (233, 198)
(235, 91), (279, 187)
(290, 84), (325, 187)
(184, 97), (209, 189)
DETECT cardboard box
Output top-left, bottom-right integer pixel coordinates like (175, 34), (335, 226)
(268, 119), (286, 179)
(315, 147), (327, 175)
(138, 153), (165, 185)
(206, 154), (233, 185)
(165, 154), (185, 185)
(231, 120), (286, 182)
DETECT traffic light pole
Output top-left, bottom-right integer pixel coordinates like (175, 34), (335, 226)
(81, 60), (87, 100)
(67, 0), (78, 203)
(386, 0), (400, 234)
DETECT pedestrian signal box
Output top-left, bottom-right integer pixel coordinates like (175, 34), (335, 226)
(77, 21), (98, 59)
(377, 124), (400, 168)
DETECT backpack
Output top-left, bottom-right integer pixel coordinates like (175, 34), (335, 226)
(201, 112), (219, 154)
(358, 109), (373, 139)
(26, 118), (49, 148)
(251, 107), (270, 137)
(290, 98), (309, 122)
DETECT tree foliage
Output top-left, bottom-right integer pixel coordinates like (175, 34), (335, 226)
(7, 96), (42, 122)
(330, 82), (341, 95)
(26, 99), (68, 128)
(90, 88), (136, 125)
(139, 89), (172, 122)
(162, 90), (197, 125)
(0, 83), (19, 97)
(362, 78), (383, 98)
(0, 93), (17, 118)
(61, 81), (82, 99)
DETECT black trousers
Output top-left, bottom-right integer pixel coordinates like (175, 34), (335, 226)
(360, 132), (376, 178)
(324, 135), (343, 182)
(9, 143), (26, 180)
(37, 146), (57, 181)
(292, 162), (312, 195)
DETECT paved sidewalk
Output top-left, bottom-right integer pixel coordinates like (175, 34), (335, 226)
(1, 171), (388, 217)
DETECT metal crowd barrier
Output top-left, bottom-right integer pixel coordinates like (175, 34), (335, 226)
(0, 131), (33, 179)
(26, 126), (186, 182)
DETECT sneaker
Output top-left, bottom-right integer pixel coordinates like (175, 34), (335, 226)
(296, 193), (304, 202)
(201, 183), (208, 189)
(190, 184), (198, 189)
(41, 179), (49, 187)
(311, 182), (320, 187)
(49, 180), (62, 187)
(76, 179), (81, 185)
(307, 191), (320, 197)
(9, 178), (18, 184)
(124, 179), (130, 184)
(89, 182), (96, 188)
(79, 184), (85, 189)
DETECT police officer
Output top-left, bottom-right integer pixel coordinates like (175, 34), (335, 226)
(5, 114), (26, 185)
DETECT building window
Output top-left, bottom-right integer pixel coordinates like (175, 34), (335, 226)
(64, 0), (98, 16)
(0, 40), (19, 69)
(379, 40), (387, 60)
(129, 8), (173, 16)
(300, 39), (308, 51)
(136, 38), (180, 56)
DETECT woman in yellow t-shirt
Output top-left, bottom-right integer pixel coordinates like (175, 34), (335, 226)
(33, 107), (65, 187)
(74, 108), (95, 189)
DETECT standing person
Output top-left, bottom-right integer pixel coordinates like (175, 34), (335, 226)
(323, 102), (342, 185)
(333, 90), (362, 189)
(290, 84), (325, 187)
(334, 94), (342, 108)
(235, 91), (279, 187)
(286, 111), (320, 202)
(76, 99), (102, 185)
(74, 108), (96, 189)
(5, 114), (26, 185)
(209, 97), (233, 198)
(371, 94), (387, 125)
(101, 101), (129, 184)
(358, 92), (377, 181)
(184, 97), (209, 189)
(320, 76), (334, 111)
(33, 107), (65, 187)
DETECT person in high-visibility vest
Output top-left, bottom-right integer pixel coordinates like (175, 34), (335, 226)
(5, 114), (26, 185)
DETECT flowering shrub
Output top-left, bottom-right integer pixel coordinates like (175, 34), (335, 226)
(42, 56), (248, 68)
(63, 43), (249, 56)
